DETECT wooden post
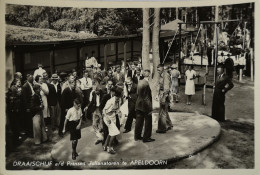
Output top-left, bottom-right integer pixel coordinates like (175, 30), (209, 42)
(202, 84), (206, 105)
(50, 45), (55, 75)
(214, 26), (219, 86)
(104, 44), (107, 71)
(124, 41), (127, 67)
(250, 48), (254, 81)
(178, 23), (182, 73)
(239, 68), (243, 82)
(98, 43), (101, 63)
(116, 41), (118, 62)
(76, 44), (80, 71)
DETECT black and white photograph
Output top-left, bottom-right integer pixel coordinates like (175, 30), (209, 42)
(1, 0), (258, 173)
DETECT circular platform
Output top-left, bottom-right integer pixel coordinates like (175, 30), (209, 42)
(51, 112), (221, 169)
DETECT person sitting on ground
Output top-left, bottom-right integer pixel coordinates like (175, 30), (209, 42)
(62, 99), (83, 160)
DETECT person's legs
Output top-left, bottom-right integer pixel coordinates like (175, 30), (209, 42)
(124, 110), (134, 132)
(32, 114), (41, 145)
(108, 136), (116, 154)
(143, 113), (152, 140)
(134, 111), (144, 140)
(103, 135), (110, 151)
(58, 110), (65, 136)
(72, 140), (78, 160)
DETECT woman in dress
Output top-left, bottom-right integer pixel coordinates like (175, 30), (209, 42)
(35, 75), (50, 131)
(102, 89), (121, 154)
(31, 84), (48, 145)
(185, 65), (196, 105)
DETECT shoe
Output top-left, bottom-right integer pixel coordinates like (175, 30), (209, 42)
(72, 153), (76, 160)
(107, 147), (116, 154)
(95, 140), (103, 145)
(156, 130), (166, 133)
(175, 100), (179, 103)
(134, 137), (143, 141)
(75, 152), (79, 157)
(143, 138), (155, 143)
(103, 146), (107, 151)
(123, 129), (131, 133)
(45, 127), (48, 132)
(167, 127), (173, 131)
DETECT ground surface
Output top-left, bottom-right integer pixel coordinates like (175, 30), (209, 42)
(51, 113), (220, 169)
(5, 76), (254, 169)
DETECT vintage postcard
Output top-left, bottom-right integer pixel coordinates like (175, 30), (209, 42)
(0, 0), (258, 174)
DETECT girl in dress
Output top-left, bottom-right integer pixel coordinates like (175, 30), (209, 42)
(185, 65), (197, 105)
(102, 89), (121, 154)
(62, 99), (83, 160)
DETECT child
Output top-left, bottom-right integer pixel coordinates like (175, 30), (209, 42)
(102, 90), (121, 154)
(62, 99), (83, 160)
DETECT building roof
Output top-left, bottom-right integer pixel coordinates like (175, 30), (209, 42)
(161, 19), (197, 32)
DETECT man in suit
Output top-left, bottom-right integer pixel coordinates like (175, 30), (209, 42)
(133, 68), (144, 85)
(224, 54), (234, 79)
(212, 65), (234, 122)
(21, 74), (34, 137)
(59, 80), (83, 137)
(123, 77), (137, 133)
(135, 69), (155, 143)
(49, 74), (62, 130)
(85, 88), (104, 145)
(113, 66), (125, 85)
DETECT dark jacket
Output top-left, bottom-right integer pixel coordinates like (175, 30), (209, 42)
(135, 79), (152, 113)
(133, 75), (144, 85)
(46, 83), (58, 106)
(6, 86), (22, 112)
(126, 83), (137, 111)
(214, 74), (234, 94)
(31, 94), (43, 117)
(21, 82), (33, 110)
(61, 87), (83, 110)
(87, 91), (103, 115)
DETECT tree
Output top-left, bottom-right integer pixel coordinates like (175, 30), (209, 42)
(152, 8), (160, 79)
(142, 8), (150, 71)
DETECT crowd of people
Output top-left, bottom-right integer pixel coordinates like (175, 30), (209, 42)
(6, 49), (240, 160)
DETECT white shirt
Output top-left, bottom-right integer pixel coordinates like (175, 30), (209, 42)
(33, 68), (46, 78)
(51, 82), (59, 92)
(79, 77), (92, 90)
(103, 96), (119, 115)
(85, 57), (98, 68)
(66, 107), (82, 121)
(238, 56), (246, 65)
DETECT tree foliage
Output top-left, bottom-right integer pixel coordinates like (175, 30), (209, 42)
(5, 5), (142, 36)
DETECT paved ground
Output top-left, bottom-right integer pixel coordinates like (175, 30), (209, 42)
(5, 75), (254, 169)
(51, 113), (220, 169)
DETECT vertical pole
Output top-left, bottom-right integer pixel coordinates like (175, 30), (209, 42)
(76, 44), (80, 72)
(98, 43), (101, 63)
(243, 22), (247, 49)
(116, 41), (118, 62)
(50, 47), (55, 75)
(176, 7), (178, 20)
(124, 41), (127, 68)
(104, 44), (107, 71)
(131, 39), (134, 61)
(214, 25), (219, 85)
(250, 48), (254, 81)
(178, 23), (182, 73)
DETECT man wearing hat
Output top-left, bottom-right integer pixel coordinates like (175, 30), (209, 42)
(50, 74), (62, 130)
(170, 64), (181, 103)
(33, 63), (46, 78)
